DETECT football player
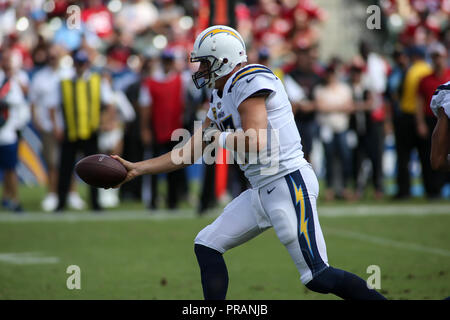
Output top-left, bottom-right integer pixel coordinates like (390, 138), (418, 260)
(111, 26), (386, 300)
(430, 81), (450, 171)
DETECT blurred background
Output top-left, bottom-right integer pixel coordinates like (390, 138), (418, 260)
(0, 0), (449, 214)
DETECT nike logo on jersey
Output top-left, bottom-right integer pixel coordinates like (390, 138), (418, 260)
(246, 76), (256, 83)
(267, 187), (276, 194)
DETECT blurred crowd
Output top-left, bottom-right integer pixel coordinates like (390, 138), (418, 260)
(0, 0), (449, 213)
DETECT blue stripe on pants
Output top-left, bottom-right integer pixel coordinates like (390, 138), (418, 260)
(285, 170), (327, 277)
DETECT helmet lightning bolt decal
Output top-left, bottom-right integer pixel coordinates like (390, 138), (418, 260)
(290, 176), (314, 258)
(198, 28), (244, 48)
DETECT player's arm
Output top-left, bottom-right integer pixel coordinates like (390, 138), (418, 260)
(222, 95), (268, 153)
(111, 117), (212, 187)
(430, 107), (450, 171)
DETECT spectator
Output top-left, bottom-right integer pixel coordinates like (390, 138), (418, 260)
(283, 41), (322, 162)
(348, 61), (383, 199)
(358, 41), (389, 199)
(53, 10), (100, 51)
(399, 6), (441, 47)
(289, 2), (323, 49)
(394, 45), (433, 199)
(48, 49), (116, 212)
(29, 44), (85, 211)
(252, 0), (292, 62)
(314, 63), (354, 201)
(359, 40), (388, 98)
(115, 0), (159, 36)
(415, 42), (450, 198)
(4, 39), (31, 98)
(140, 49), (189, 209)
(81, 0), (115, 40)
(6, 33), (33, 72)
(158, 0), (185, 27)
(31, 35), (51, 73)
(385, 46), (410, 130)
(97, 71), (135, 208)
(0, 49), (30, 213)
(105, 29), (138, 91)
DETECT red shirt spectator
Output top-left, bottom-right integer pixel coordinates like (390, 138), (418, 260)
(81, 2), (114, 39)
(399, 5), (442, 46)
(142, 72), (185, 144)
(252, 1), (292, 45)
(6, 34), (33, 70)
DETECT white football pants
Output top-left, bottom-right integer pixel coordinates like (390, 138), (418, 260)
(195, 164), (329, 284)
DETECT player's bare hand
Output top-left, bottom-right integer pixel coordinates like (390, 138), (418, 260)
(110, 155), (141, 188)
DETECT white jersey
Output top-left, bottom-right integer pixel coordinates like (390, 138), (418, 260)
(207, 64), (308, 188)
(430, 81), (450, 118)
(29, 66), (71, 132)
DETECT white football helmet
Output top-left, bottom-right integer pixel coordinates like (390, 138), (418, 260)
(190, 25), (247, 89)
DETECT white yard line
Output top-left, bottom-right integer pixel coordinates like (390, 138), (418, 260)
(325, 228), (450, 258)
(0, 252), (60, 265)
(0, 210), (198, 223)
(318, 204), (450, 217)
(0, 204), (448, 223)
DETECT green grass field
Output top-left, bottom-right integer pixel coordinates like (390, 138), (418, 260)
(0, 185), (449, 300)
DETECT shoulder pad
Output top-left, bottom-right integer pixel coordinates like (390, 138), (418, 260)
(433, 83), (450, 96)
(228, 64), (274, 93)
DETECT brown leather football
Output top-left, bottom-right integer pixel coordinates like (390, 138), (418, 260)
(75, 154), (127, 188)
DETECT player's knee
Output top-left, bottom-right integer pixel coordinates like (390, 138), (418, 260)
(194, 243), (222, 262)
(274, 219), (298, 245)
(279, 229), (298, 246)
(194, 226), (212, 248)
(305, 266), (345, 294)
(194, 243), (214, 256)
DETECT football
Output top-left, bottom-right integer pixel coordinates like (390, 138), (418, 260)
(75, 154), (127, 188)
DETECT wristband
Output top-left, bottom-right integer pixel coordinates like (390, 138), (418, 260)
(218, 131), (231, 149)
